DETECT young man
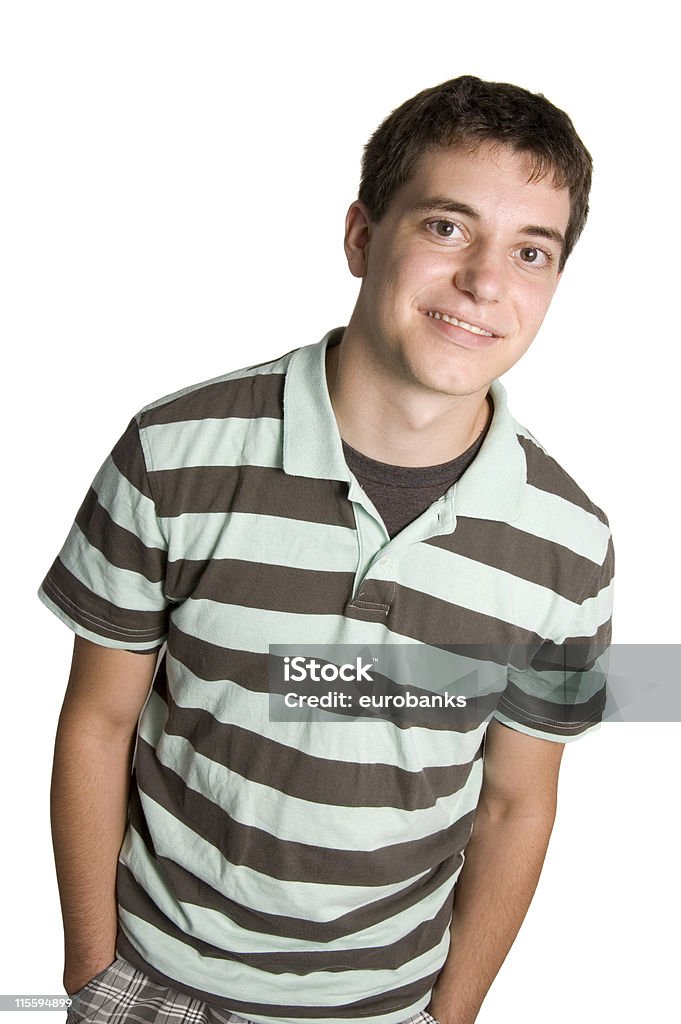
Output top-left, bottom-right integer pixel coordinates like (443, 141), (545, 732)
(40, 76), (613, 1024)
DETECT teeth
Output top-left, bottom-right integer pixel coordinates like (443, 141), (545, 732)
(427, 310), (494, 337)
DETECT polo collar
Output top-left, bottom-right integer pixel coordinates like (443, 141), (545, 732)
(282, 328), (526, 523)
(451, 377), (526, 523)
(283, 327), (351, 483)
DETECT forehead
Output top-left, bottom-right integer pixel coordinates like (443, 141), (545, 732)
(391, 143), (571, 233)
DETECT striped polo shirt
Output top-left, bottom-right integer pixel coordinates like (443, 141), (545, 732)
(39, 328), (614, 1024)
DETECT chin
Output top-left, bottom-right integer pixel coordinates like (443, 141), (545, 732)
(418, 373), (488, 399)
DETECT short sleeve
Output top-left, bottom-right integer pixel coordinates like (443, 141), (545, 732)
(38, 416), (170, 651)
(494, 531), (615, 743)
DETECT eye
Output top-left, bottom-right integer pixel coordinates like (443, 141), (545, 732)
(513, 245), (553, 268)
(426, 219), (465, 242)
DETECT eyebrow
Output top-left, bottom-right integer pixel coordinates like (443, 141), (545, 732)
(410, 196), (566, 252)
(412, 198), (480, 219)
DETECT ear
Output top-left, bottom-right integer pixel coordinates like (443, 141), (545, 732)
(344, 200), (373, 279)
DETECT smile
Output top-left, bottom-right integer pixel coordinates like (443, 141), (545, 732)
(424, 310), (497, 338)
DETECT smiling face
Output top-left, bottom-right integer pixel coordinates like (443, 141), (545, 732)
(344, 143), (571, 400)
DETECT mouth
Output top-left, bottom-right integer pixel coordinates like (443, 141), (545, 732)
(422, 309), (501, 339)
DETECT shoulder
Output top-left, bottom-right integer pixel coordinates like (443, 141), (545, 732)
(510, 419), (612, 572)
(515, 422), (609, 526)
(133, 347), (298, 431)
(122, 347), (300, 483)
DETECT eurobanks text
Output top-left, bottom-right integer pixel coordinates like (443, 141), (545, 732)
(282, 657), (467, 709)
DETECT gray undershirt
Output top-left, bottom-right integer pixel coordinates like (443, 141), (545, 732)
(342, 427), (487, 539)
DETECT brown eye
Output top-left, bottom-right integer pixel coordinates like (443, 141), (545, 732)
(513, 245), (551, 268)
(427, 220), (464, 241)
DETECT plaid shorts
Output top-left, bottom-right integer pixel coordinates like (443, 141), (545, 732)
(66, 956), (439, 1024)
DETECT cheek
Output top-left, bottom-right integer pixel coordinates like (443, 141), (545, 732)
(388, 253), (449, 301)
(516, 285), (556, 333)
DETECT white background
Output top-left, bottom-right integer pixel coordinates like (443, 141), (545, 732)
(1, 2), (678, 1022)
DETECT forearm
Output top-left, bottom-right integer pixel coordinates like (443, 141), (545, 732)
(428, 800), (556, 1024)
(50, 710), (136, 992)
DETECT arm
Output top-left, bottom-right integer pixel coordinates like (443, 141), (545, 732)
(428, 720), (565, 1024)
(50, 636), (158, 994)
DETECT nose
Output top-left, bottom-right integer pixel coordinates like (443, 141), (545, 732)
(453, 242), (506, 304)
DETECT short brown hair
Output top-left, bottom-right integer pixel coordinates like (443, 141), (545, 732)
(359, 75), (592, 271)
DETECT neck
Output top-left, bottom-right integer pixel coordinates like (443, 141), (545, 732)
(325, 327), (492, 467)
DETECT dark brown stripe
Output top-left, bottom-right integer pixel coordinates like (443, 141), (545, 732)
(169, 625), (271, 687)
(135, 736), (476, 886)
(116, 928), (441, 1018)
(349, 582), (546, 664)
(111, 418), (154, 499)
(165, 557), (354, 612)
(125, 785), (462, 941)
(497, 676), (606, 733)
(117, 853), (454, 974)
(149, 464), (356, 528)
(162, 631), (497, 735)
(167, 608), (588, 731)
(426, 518), (613, 603)
(75, 487), (167, 583)
(157, 675), (481, 809)
(531, 616), (612, 673)
(601, 534), (615, 591)
(519, 434), (609, 525)
(41, 559), (168, 643)
(139, 372), (285, 428)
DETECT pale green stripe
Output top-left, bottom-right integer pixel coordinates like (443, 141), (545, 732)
(507, 658), (609, 706)
(160, 511), (358, 572)
(59, 522), (167, 611)
(165, 653), (487, 770)
(352, 499), (392, 588)
(385, 544), (586, 638)
(567, 579), (613, 637)
(513, 423), (543, 445)
(140, 692), (482, 850)
(140, 416), (283, 472)
(92, 456), (167, 549)
(118, 897), (449, 1006)
(122, 822), (462, 954)
(138, 351), (295, 415)
(521, 576), (612, 644)
(492, 709), (601, 743)
(172, 599), (418, 653)
(37, 588), (164, 651)
(127, 794), (432, 922)
(177, 583), (605, 669)
(516, 486), (610, 562)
